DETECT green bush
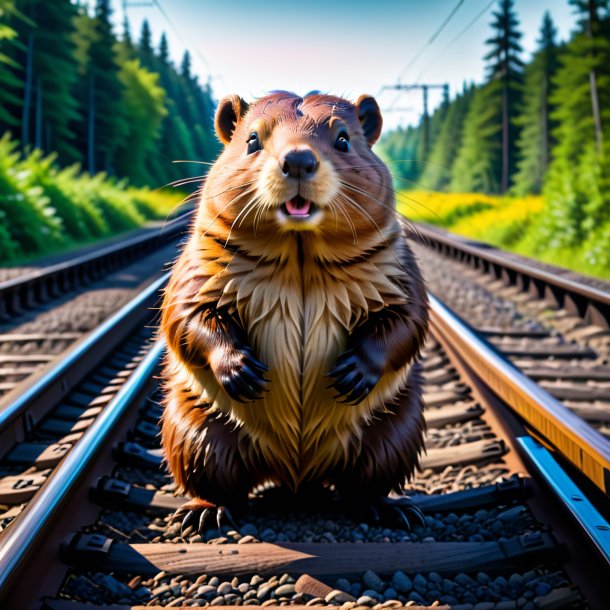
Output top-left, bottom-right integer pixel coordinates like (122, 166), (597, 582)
(0, 133), (185, 265)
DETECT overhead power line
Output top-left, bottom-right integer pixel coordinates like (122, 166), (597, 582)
(394, 0), (467, 85)
(414, 0), (496, 83)
(149, 0), (225, 88)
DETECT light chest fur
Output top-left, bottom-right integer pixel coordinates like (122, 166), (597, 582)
(188, 228), (413, 490)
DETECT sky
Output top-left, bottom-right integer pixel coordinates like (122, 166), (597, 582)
(111, 0), (576, 130)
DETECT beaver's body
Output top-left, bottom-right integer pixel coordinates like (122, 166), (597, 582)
(161, 92), (428, 518)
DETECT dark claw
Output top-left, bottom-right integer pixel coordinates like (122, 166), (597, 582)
(243, 348), (269, 372)
(198, 508), (211, 535)
(404, 503), (426, 528)
(327, 356), (356, 379)
(327, 346), (382, 404)
(334, 370), (362, 395)
(219, 350), (270, 403)
(216, 506), (237, 529)
(392, 506), (412, 532)
(180, 509), (199, 537)
(378, 496), (426, 530)
(342, 380), (370, 405)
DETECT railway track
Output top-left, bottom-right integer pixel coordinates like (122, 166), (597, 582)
(0, 266), (608, 609)
(409, 221), (610, 442)
(0, 212), (191, 400)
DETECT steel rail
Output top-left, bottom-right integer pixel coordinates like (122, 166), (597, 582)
(0, 339), (165, 600)
(0, 210), (190, 321)
(409, 220), (610, 328)
(517, 436), (610, 566)
(429, 292), (610, 495)
(0, 272), (170, 452)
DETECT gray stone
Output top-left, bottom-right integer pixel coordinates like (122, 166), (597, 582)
(408, 591), (425, 603)
(383, 587), (398, 601)
(455, 573), (476, 587)
(391, 571), (412, 593)
(361, 589), (383, 601)
(275, 584), (296, 597)
(240, 523), (258, 536)
(197, 585), (217, 598)
(324, 590), (356, 603)
(413, 573), (427, 593)
(335, 578), (352, 592)
(508, 574), (524, 588)
(257, 586), (272, 600)
(259, 528), (276, 541)
(476, 573), (491, 585)
(362, 570), (384, 592)
(356, 596), (378, 606)
(217, 582), (232, 596)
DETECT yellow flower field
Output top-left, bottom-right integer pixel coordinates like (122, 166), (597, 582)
(396, 190), (610, 280)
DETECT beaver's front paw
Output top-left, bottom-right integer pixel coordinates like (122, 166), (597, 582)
(327, 345), (383, 405)
(214, 347), (269, 403)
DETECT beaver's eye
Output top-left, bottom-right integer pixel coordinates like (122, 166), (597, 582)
(334, 131), (350, 153)
(247, 131), (261, 154)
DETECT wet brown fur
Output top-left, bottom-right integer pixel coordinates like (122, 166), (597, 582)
(160, 92), (429, 506)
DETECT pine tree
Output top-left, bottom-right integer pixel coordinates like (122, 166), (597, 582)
(180, 50), (191, 80)
(138, 19), (154, 69)
(450, 82), (502, 193)
(568, 0), (609, 155)
(0, 0), (25, 129)
(420, 85), (474, 191)
(377, 125), (421, 188)
(72, 0), (127, 174)
(11, 0), (80, 160)
(512, 12), (559, 195)
(484, 0), (524, 192)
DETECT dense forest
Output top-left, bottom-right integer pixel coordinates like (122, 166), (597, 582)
(0, 0), (200, 262)
(0, 0), (218, 187)
(379, 0), (610, 259)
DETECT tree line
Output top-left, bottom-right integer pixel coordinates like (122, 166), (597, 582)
(380, 0), (610, 251)
(0, 0), (218, 187)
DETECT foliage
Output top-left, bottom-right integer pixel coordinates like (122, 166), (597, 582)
(512, 12), (559, 195)
(449, 82), (502, 192)
(115, 58), (167, 185)
(0, 0), (25, 127)
(0, 133), (181, 264)
(540, 12), (610, 249)
(8, 0), (80, 160)
(0, 0), (217, 187)
(419, 85), (474, 191)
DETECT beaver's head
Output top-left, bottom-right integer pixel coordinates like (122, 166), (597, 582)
(200, 92), (395, 253)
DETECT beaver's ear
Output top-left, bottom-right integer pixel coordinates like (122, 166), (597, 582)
(215, 95), (250, 145)
(356, 95), (383, 146)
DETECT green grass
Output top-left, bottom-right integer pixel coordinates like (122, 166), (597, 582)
(0, 134), (186, 266)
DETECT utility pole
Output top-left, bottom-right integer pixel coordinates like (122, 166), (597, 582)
(21, 32), (34, 151)
(382, 83), (449, 159)
(586, 0), (603, 156)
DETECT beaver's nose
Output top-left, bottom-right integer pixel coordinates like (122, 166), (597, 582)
(280, 148), (319, 179)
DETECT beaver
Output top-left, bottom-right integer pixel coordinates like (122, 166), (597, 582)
(160, 91), (429, 532)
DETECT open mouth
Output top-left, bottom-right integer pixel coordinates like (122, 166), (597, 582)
(280, 195), (315, 218)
